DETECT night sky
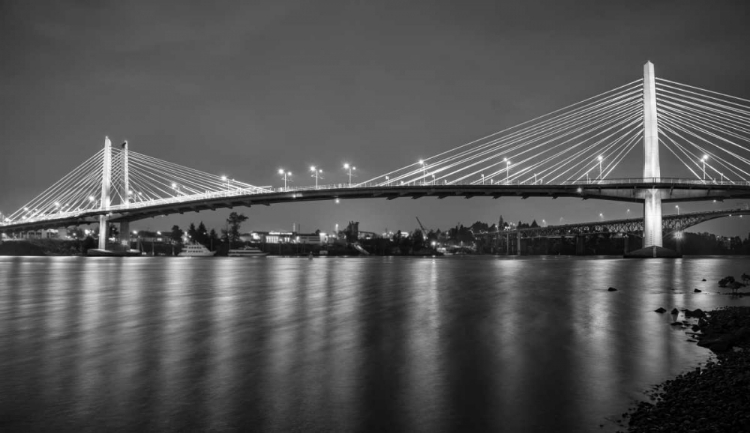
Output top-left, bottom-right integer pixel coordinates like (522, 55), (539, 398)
(2, 0), (750, 236)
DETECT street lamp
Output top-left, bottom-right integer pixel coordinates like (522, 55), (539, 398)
(278, 169), (292, 190)
(702, 155), (708, 180)
(221, 175), (229, 194)
(481, 173), (485, 184)
(418, 160), (427, 185)
(385, 175), (389, 185)
(310, 166), (323, 188)
(599, 213), (604, 219)
(598, 155), (603, 180)
(675, 205), (680, 215)
(343, 163), (356, 186)
(504, 158), (511, 184)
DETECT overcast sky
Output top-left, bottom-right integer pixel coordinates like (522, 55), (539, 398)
(2, 0), (750, 236)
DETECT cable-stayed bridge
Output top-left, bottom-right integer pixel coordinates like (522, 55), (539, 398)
(2, 62), (750, 254)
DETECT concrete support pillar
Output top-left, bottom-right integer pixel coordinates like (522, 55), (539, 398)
(516, 231), (522, 256)
(642, 61), (663, 248)
(120, 221), (130, 246)
(98, 137), (112, 250)
(643, 189), (663, 247)
(623, 235), (629, 254)
(506, 233), (510, 255)
(576, 235), (584, 255)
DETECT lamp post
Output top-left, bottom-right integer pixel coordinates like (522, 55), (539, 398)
(702, 155), (708, 180)
(385, 175), (389, 185)
(504, 158), (511, 184)
(675, 205), (680, 215)
(481, 173), (485, 184)
(310, 166), (323, 188)
(598, 155), (603, 180)
(343, 163), (356, 186)
(419, 160), (426, 185)
(278, 169), (292, 190)
(221, 175), (229, 194)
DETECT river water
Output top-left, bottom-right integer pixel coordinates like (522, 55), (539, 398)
(1, 255), (749, 432)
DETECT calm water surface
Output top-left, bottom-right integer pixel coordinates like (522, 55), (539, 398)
(1, 255), (749, 432)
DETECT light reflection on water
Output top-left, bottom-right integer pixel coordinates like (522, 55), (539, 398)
(1, 255), (750, 432)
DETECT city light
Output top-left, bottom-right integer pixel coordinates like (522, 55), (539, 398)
(278, 169), (292, 190)
(343, 163), (356, 186)
(310, 166), (323, 188)
(419, 160), (427, 185)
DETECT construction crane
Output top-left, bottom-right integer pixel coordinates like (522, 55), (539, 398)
(416, 217), (429, 236)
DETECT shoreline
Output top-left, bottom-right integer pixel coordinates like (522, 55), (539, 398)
(619, 305), (750, 432)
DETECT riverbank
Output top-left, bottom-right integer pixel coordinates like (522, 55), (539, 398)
(620, 306), (750, 432)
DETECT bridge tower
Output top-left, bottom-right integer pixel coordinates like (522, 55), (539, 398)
(119, 141), (130, 246)
(642, 61), (663, 248)
(98, 136), (112, 250)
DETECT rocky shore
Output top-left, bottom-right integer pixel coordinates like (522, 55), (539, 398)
(619, 306), (750, 432)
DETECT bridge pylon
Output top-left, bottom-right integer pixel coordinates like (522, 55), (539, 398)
(97, 136), (112, 250)
(642, 61), (663, 249)
(119, 140), (130, 246)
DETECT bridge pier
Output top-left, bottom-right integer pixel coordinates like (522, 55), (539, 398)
(575, 235), (585, 255)
(516, 231), (522, 256)
(120, 221), (130, 247)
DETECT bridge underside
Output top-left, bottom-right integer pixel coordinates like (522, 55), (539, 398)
(3, 183), (750, 233)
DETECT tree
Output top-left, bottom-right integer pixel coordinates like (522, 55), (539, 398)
(208, 229), (219, 250)
(187, 223), (197, 243)
(222, 212), (248, 246)
(343, 221), (359, 243)
(196, 222), (209, 246)
(170, 225), (184, 245)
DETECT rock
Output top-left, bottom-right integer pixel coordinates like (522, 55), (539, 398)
(686, 308), (705, 318)
(697, 334), (734, 353)
(702, 278), (706, 281)
(694, 288), (702, 293)
(671, 308), (679, 315)
(719, 276), (736, 287)
(671, 321), (684, 326)
(655, 307), (666, 313)
(608, 287), (617, 291)
(691, 325), (701, 332)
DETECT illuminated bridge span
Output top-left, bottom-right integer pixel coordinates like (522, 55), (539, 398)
(3, 62), (750, 253)
(500, 207), (750, 238)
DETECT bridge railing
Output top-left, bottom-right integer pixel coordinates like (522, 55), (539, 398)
(3, 178), (749, 227)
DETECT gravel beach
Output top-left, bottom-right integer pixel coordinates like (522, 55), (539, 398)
(621, 305), (750, 432)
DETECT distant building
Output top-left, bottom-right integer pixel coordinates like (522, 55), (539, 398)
(247, 231), (327, 245)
